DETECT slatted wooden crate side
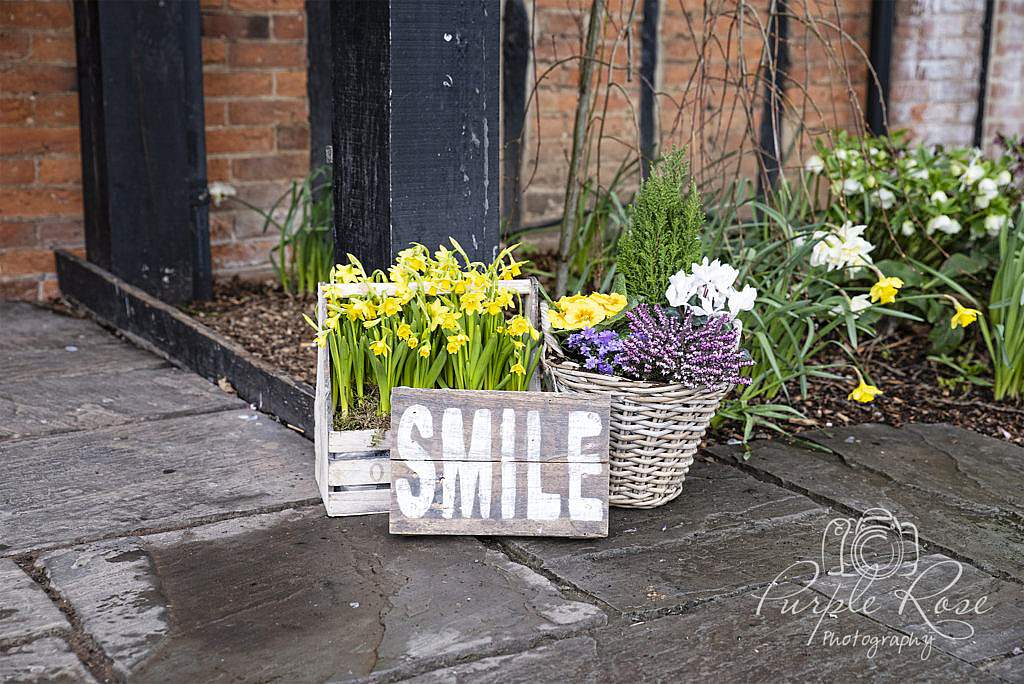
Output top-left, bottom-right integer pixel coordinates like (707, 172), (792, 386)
(315, 279), (541, 517)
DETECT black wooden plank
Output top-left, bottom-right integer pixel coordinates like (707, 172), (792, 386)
(55, 250), (315, 437)
(639, 0), (659, 179)
(502, 0), (529, 233)
(73, 0), (210, 303)
(331, 0), (500, 270)
(757, 0), (788, 192)
(306, 0), (333, 178)
(866, 0), (895, 136)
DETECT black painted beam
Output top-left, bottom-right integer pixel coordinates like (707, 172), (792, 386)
(306, 0), (332, 177)
(73, 0), (211, 303)
(502, 0), (529, 234)
(866, 0), (895, 136)
(330, 0), (501, 271)
(757, 0), (788, 192)
(639, 0), (659, 179)
(974, 0), (995, 148)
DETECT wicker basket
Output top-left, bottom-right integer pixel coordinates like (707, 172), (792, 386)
(543, 325), (729, 509)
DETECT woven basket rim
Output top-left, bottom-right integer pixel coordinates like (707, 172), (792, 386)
(545, 354), (730, 396)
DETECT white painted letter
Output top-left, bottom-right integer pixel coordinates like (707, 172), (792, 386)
(394, 404), (436, 518)
(567, 411), (603, 521)
(526, 410), (560, 520)
(441, 408), (493, 519)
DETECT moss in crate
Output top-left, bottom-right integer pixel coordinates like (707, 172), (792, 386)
(332, 394), (390, 432)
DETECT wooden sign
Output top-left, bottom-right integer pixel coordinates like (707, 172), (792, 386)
(389, 388), (611, 537)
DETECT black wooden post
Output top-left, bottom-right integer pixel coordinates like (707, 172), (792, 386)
(757, 0), (789, 192)
(639, 0), (660, 179)
(330, 0), (501, 271)
(866, 0), (895, 136)
(306, 0), (332, 176)
(73, 0), (211, 303)
(502, 0), (529, 234)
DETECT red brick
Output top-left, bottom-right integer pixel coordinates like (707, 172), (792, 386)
(0, 248), (55, 278)
(272, 14), (304, 39)
(0, 1), (73, 29)
(37, 220), (82, 247)
(31, 34), (76, 63)
(202, 37), (227, 64)
(0, 277), (40, 300)
(276, 124), (307, 150)
(231, 152), (306, 180)
(33, 92), (78, 126)
(200, 0), (224, 9)
(206, 126), (275, 153)
(227, 0), (304, 11)
(0, 127), (79, 155)
(0, 158), (34, 184)
(229, 42), (304, 68)
(203, 70), (273, 98)
(273, 70), (305, 97)
(0, 187), (81, 218)
(0, 221), (37, 248)
(38, 156), (80, 184)
(202, 12), (270, 39)
(0, 64), (77, 94)
(204, 100), (227, 126)
(0, 29), (30, 60)
(0, 97), (32, 125)
(39, 277), (60, 300)
(209, 213), (235, 242)
(227, 99), (306, 125)
(211, 237), (279, 270)
(206, 157), (231, 180)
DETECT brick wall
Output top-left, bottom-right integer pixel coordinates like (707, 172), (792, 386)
(982, 0), (1024, 146)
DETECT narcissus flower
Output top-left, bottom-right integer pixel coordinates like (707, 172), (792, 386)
(870, 275), (904, 305)
(396, 323), (413, 340)
(848, 379), (882, 403)
(950, 301), (981, 329)
(510, 362), (526, 376)
(370, 338), (390, 357)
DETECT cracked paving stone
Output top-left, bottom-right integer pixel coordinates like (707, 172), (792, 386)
(402, 636), (598, 683)
(0, 637), (96, 683)
(39, 508), (605, 682)
(0, 559), (70, 643)
(982, 653), (1024, 682)
(708, 423), (1024, 582)
(805, 554), (1024, 665)
(504, 460), (839, 616)
(0, 410), (317, 555)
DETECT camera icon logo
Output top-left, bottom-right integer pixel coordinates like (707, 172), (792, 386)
(821, 507), (919, 579)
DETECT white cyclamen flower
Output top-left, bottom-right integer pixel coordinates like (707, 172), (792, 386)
(961, 161), (985, 186)
(208, 181), (237, 207)
(930, 190), (948, 204)
(665, 270), (698, 308)
(727, 284), (758, 318)
(900, 220), (915, 236)
(872, 187), (896, 209)
(805, 155), (825, 174)
(984, 214), (1008, 237)
(927, 214), (962, 235)
(975, 178), (999, 209)
(996, 170), (1012, 187)
(842, 178), (863, 196)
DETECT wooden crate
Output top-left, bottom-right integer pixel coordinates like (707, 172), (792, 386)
(313, 279), (540, 517)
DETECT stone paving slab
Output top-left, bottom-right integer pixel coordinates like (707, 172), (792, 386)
(505, 460), (836, 617)
(0, 559), (69, 643)
(37, 508), (605, 683)
(2, 337), (165, 383)
(708, 423), (1024, 583)
(0, 366), (243, 440)
(0, 410), (318, 555)
(0, 637), (96, 683)
(984, 653), (1024, 682)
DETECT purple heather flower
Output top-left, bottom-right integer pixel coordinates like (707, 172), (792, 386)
(614, 304), (752, 386)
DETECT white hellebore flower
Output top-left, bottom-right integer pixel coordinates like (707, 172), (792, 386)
(927, 214), (962, 236)
(961, 161), (985, 186)
(975, 177), (999, 209)
(831, 294), (872, 317)
(727, 284), (758, 318)
(900, 220), (915, 236)
(930, 190), (948, 204)
(872, 187), (896, 209)
(910, 168), (929, 181)
(809, 222), (874, 271)
(842, 178), (863, 196)
(835, 149), (849, 161)
(984, 214), (1008, 237)
(996, 170), (1012, 187)
(805, 155), (825, 175)
(208, 181), (237, 207)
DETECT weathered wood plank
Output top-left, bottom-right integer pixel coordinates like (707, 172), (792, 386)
(324, 488), (390, 517)
(389, 387), (610, 537)
(328, 458), (390, 487)
(328, 429), (389, 452)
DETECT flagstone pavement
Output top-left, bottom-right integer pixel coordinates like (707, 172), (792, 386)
(2, 300), (1022, 683)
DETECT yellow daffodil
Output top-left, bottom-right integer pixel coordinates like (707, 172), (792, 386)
(342, 298), (376, 321)
(950, 301), (980, 329)
(370, 338), (390, 357)
(380, 297), (403, 317)
(446, 333), (470, 354)
(460, 290), (486, 315)
(440, 311), (462, 331)
(332, 264), (360, 284)
(510, 361), (526, 376)
(511, 339), (525, 350)
(847, 379), (882, 403)
(499, 259), (527, 280)
(418, 343), (431, 358)
(869, 275), (904, 305)
(396, 323), (413, 340)
(362, 317), (382, 329)
(405, 336), (419, 349)
(506, 316), (532, 337)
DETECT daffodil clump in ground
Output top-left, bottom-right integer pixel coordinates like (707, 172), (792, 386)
(308, 240), (540, 417)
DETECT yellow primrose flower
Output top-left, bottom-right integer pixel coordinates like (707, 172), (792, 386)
(370, 338), (390, 357)
(548, 309), (569, 330)
(460, 290), (486, 315)
(562, 298), (607, 329)
(847, 379), (882, 403)
(555, 293), (587, 309)
(510, 361), (526, 376)
(381, 297), (403, 317)
(950, 301), (980, 329)
(396, 323), (413, 340)
(590, 292), (627, 316)
(869, 275), (904, 305)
